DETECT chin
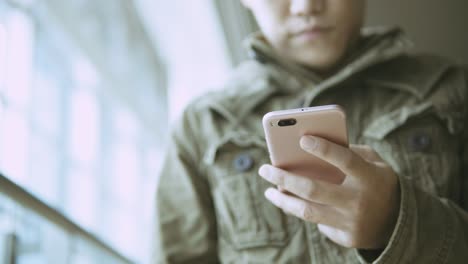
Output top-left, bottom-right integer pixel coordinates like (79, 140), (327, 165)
(294, 51), (343, 73)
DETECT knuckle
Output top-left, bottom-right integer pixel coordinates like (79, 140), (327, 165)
(318, 141), (331, 157)
(301, 205), (315, 221)
(283, 174), (296, 189)
(306, 182), (319, 198)
(275, 171), (285, 186)
(342, 152), (357, 171)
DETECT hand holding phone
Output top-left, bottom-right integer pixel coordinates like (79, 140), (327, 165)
(262, 105), (348, 184)
(260, 105), (400, 249)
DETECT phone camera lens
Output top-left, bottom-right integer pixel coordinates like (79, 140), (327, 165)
(278, 118), (297, 127)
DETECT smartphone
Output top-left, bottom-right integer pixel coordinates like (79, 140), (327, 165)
(262, 105), (348, 185)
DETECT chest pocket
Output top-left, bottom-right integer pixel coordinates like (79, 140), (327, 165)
(362, 103), (462, 198)
(204, 134), (301, 250)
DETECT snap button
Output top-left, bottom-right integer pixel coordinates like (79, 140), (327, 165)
(408, 132), (432, 152)
(233, 154), (254, 172)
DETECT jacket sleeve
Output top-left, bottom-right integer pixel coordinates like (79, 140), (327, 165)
(369, 166), (468, 263)
(357, 135), (468, 264)
(357, 67), (468, 263)
(152, 108), (219, 264)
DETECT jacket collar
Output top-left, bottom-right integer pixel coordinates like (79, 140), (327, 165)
(206, 27), (425, 124)
(244, 27), (413, 91)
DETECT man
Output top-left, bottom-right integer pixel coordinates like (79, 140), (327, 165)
(153, 0), (468, 263)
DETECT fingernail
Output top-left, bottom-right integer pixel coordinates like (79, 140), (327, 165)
(265, 188), (280, 207)
(264, 188), (275, 200)
(258, 165), (269, 177)
(300, 136), (319, 152)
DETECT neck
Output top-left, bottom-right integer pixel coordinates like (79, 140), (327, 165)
(303, 36), (364, 79)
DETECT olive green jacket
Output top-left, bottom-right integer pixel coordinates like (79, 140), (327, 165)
(153, 28), (468, 263)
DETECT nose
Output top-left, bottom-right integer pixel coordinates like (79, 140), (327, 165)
(290, 0), (325, 16)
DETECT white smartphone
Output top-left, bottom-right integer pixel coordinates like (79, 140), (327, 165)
(262, 105), (348, 184)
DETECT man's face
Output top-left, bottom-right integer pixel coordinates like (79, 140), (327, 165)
(242, 0), (366, 72)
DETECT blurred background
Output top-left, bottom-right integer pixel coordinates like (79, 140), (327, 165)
(0, 0), (466, 263)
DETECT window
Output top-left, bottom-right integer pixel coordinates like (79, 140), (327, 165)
(0, 2), (164, 262)
(0, 7), (33, 186)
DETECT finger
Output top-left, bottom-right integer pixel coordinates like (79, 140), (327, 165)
(300, 136), (370, 179)
(264, 188), (345, 229)
(259, 165), (351, 206)
(349, 144), (385, 163)
(317, 224), (354, 248)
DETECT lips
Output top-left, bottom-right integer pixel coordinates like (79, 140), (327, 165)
(293, 25), (331, 36)
(289, 25), (332, 42)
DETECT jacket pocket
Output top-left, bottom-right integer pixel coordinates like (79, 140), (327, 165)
(363, 104), (462, 197)
(401, 151), (459, 196)
(207, 138), (300, 250)
(394, 115), (461, 197)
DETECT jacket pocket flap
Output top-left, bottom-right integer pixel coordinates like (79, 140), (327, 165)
(364, 102), (433, 140)
(204, 130), (266, 165)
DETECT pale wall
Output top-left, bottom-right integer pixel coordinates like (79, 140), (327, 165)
(366, 0), (468, 64)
